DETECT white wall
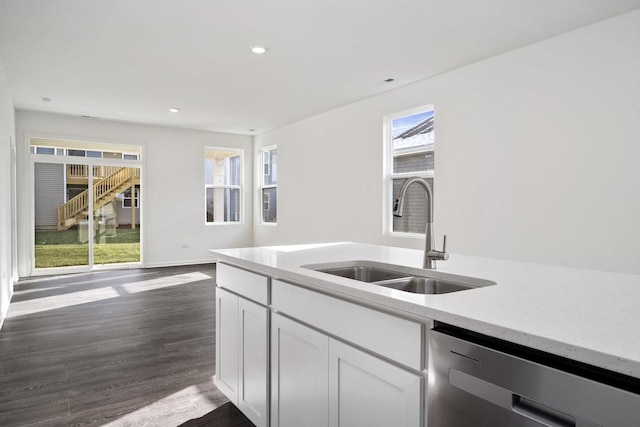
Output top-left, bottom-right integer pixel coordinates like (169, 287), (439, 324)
(255, 10), (640, 275)
(16, 111), (253, 276)
(0, 55), (16, 327)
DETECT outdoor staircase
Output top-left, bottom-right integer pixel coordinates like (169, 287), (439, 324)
(57, 167), (137, 231)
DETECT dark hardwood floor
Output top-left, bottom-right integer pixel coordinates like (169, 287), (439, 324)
(0, 264), (233, 427)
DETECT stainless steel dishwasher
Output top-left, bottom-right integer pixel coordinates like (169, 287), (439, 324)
(428, 325), (640, 427)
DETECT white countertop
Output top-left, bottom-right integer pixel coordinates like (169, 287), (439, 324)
(208, 242), (640, 379)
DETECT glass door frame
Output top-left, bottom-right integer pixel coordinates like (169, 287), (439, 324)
(30, 152), (143, 276)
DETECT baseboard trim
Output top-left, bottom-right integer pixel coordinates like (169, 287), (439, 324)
(19, 261), (215, 281)
(0, 301), (7, 331)
(0, 277), (13, 330)
(143, 259), (214, 269)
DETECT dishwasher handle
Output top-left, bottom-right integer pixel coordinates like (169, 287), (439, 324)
(449, 368), (582, 427)
(512, 395), (575, 427)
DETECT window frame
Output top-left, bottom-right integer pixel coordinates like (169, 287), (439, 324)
(33, 146), (55, 155)
(29, 144), (140, 161)
(259, 145), (277, 225)
(121, 186), (140, 209)
(204, 147), (244, 225)
(383, 104), (435, 238)
(263, 192), (271, 211)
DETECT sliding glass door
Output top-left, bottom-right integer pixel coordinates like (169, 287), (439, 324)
(31, 140), (142, 274)
(34, 161), (90, 269)
(92, 166), (141, 267)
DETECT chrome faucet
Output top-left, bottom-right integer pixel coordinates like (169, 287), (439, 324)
(393, 177), (448, 269)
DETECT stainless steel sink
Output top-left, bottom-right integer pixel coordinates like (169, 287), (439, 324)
(375, 277), (473, 294)
(317, 266), (409, 283)
(303, 261), (496, 295)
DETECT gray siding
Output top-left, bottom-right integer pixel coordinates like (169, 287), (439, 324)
(114, 188), (140, 226)
(262, 188), (277, 223)
(34, 163), (64, 229)
(115, 203), (140, 225)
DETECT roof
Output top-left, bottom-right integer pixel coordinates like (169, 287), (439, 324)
(394, 116), (434, 140)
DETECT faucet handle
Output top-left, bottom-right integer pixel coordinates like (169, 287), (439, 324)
(435, 235), (449, 261)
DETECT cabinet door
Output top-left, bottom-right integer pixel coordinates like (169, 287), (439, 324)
(215, 288), (239, 404)
(271, 313), (329, 427)
(238, 298), (269, 427)
(329, 339), (423, 427)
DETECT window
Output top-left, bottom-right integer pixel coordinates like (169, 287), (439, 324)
(34, 147), (55, 155)
(121, 186), (140, 208)
(260, 146), (277, 223)
(205, 148), (243, 223)
(68, 149), (86, 157)
(30, 143), (140, 160)
(384, 105), (435, 235)
(103, 151), (122, 159)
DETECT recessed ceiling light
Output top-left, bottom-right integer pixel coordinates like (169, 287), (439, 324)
(251, 46), (267, 54)
(169, 107), (180, 113)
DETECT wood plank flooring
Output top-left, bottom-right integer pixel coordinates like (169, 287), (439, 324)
(0, 264), (239, 427)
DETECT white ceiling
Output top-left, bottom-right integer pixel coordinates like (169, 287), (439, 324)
(1, 0), (639, 135)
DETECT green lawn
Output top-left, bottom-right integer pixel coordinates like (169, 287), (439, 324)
(34, 228), (140, 268)
(35, 243), (140, 268)
(35, 228), (141, 245)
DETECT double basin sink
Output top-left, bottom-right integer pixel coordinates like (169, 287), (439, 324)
(303, 261), (496, 295)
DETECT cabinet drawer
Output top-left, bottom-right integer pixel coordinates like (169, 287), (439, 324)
(217, 263), (269, 305)
(272, 279), (424, 370)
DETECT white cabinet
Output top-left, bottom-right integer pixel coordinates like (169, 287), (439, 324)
(271, 313), (423, 427)
(216, 265), (426, 427)
(217, 262), (269, 305)
(237, 297), (269, 426)
(271, 279), (424, 370)
(215, 287), (239, 400)
(271, 313), (329, 427)
(329, 340), (423, 427)
(215, 264), (269, 427)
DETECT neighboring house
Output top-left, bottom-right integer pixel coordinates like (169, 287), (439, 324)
(34, 163), (65, 230)
(204, 150), (242, 223)
(34, 162), (140, 232)
(391, 114), (435, 234)
(262, 149), (277, 224)
(262, 189), (277, 223)
(393, 115), (434, 153)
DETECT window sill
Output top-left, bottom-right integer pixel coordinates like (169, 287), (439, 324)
(205, 222), (244, 226)
(384, 231), (425, 239)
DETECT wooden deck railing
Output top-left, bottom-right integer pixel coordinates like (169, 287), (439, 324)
(67, 164), (140, 180)
(57, 167), (137, 230)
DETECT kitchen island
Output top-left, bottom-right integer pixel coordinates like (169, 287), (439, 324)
(209, 242), (640, 427)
